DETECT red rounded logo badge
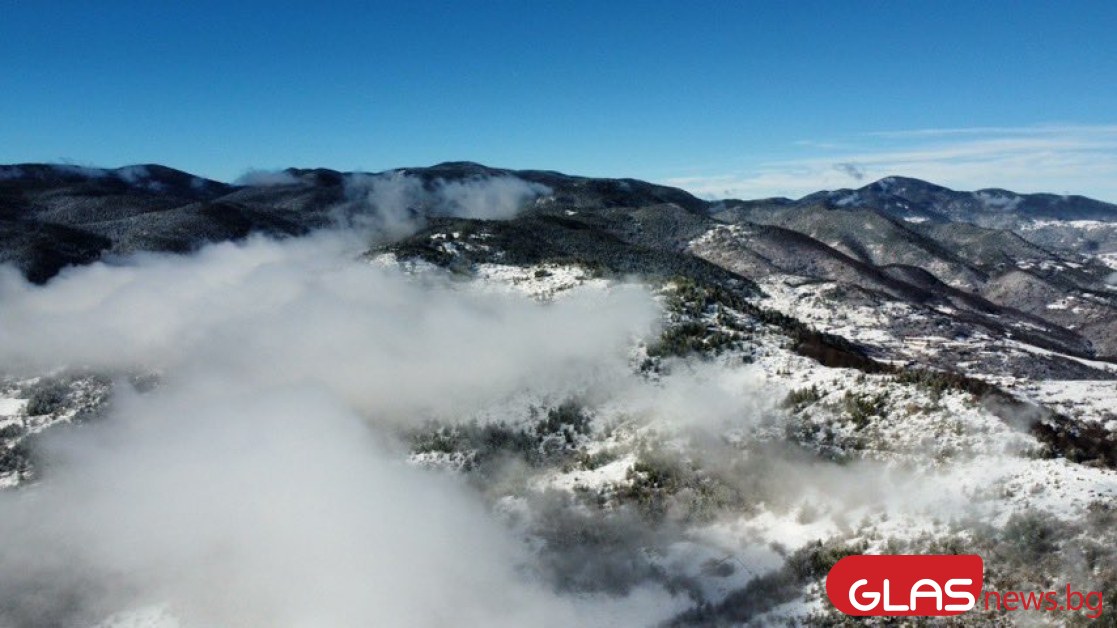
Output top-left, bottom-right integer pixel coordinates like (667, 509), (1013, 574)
(826, 555), (984, 616)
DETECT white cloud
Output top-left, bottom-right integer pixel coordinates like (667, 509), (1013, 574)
(0, 232), (676, 626)
(234, 169), (304, 187)
(52, 164), (110, 179)
(114, 165), (150, 184)
(339, 171), (551, 238)
(665, 125), (1117, 202)
(0, 232), (648, 422)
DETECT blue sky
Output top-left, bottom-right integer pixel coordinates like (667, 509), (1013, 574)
(3, 1), (1117, 200)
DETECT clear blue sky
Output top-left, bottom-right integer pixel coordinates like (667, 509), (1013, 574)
(3, 1), (1117, 200)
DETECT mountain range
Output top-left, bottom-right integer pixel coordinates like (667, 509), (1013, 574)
(5, 161), (1117, 365)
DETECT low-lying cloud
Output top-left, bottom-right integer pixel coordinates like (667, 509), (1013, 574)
(0, 233), (641, 421)
(0, 385), (679, 627)
(233, 169), (304, 187)
(0, 232), (673, 626)
(338, 171), (550, 238)
(228, 169), (552, 241)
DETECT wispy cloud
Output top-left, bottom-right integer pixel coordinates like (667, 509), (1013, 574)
(866, 124), (1117, 139)
(833, 162), (865, 181)
(665, 125), (1117, 202)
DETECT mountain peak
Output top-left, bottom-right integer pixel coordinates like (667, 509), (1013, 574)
(860, 175), (954, 196)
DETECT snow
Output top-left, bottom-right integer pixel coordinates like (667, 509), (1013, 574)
(724, 275), (1117, 586)
(368, 252), (442, 275)
(1005, 339), (1117, 375)
(543, 454), (635, 492)
(1097, 252), (1117, 271)
(0, 397), (26, 416)
(473, 263), (611, 300)
(753, 275), (919, 354)
(737, 509), (840, 551)
(901, 453), (1117, 527)
(1017, 258), (1077, 272)
(1021, 380), (1117, 428)
(1021, 219), (1117, 231)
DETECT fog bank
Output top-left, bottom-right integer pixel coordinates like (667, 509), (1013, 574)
(0, 232), (677, 627)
